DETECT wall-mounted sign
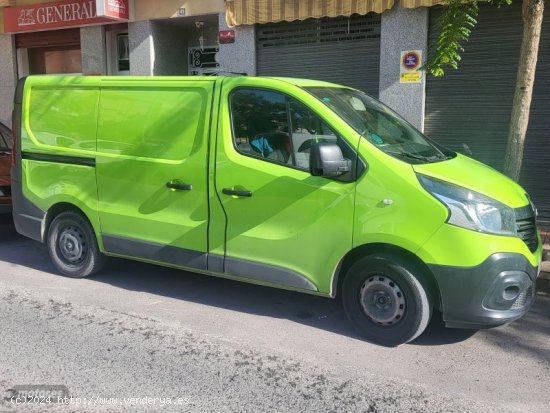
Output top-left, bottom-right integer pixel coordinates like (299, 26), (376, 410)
(400, 50), (422, 84)
(3, 0), (129, 33)
(96, 0), (129, 20)
(219, 30), (235, 44)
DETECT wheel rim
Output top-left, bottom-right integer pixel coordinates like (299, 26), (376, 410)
(359, 275), (406, 326)
(57, 225), (87, 265)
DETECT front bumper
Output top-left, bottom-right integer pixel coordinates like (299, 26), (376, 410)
(429, 253), (539, 329)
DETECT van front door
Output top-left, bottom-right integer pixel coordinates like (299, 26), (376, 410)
(213, 82), (357, 294)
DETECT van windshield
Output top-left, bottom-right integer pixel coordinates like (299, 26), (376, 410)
(305, 87), (455, 163)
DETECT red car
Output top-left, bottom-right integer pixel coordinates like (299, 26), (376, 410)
(0, 121), (12, 214)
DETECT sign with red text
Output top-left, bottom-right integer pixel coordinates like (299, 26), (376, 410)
(219, 30), (235, 44)
(3, 0), (129, 33)
(96, 0), (129, 20)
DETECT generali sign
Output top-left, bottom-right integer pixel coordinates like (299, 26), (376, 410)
(3, 0), (129, 33)
(96, 0), (129, 20)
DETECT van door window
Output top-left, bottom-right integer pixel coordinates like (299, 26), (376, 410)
(288, 99), (337, 170)
(230, 89), (338, 171)
(230, 89), (292, 165)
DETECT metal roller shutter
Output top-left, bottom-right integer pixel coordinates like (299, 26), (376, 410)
(256, 14), (381, 97)
(521, 12), (550, 224)
(425, 3), (550, 222)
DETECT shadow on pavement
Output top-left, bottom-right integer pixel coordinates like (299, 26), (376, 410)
(98, 258), (485, 346)
(410, 311), (478, 345)
(478, 298), (550, 366)
(7, 224), (550, 348)
(0, 213), (22, 243)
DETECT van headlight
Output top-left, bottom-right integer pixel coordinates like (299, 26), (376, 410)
(418, 174), (516, 236)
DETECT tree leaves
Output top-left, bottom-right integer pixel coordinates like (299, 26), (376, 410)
(425, 0), (514, 76)
(424, 0), (480, 76)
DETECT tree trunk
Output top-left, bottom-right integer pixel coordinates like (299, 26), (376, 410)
(504, 0), (544, 181)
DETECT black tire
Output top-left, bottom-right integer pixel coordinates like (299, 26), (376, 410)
(342, 253), (432, 346)
(47, 211), (106, 278)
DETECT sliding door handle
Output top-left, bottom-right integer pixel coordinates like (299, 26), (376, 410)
(222, 188), (252, 197)
(166, 181), (193, 191)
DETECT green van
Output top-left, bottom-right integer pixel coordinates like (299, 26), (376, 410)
(11, 75), (542, 346)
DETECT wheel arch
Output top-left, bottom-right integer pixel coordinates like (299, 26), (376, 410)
(332, 243), (441, 311)
(43, 202), (101, 248)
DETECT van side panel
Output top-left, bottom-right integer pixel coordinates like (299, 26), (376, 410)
(27, 86), (99, 151)
(96, 79), (214, 267)
(352, 138), (448, 255)
(18, 77), (102, 241)
(12, 77), (42, 242)
(24, 160), (98, 219)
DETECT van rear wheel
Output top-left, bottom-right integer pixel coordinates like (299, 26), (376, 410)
(47, 211), (105, 278)
(342, 253), (432, 346)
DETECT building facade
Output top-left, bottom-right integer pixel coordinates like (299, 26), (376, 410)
(0, 0), (548, 222)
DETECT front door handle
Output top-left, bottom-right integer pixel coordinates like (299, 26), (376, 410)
(166, 181), (193, 191)
(222, 188), (252, 197)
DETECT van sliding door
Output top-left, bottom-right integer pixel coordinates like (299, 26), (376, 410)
(95, 79), (214, 271)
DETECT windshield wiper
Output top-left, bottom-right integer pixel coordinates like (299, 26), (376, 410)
(384, 150), (446, 163)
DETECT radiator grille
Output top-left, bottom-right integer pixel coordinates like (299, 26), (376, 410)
(516, 218), (538, 252)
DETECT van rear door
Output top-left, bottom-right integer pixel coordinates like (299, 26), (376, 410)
(95, 78), (215, 270)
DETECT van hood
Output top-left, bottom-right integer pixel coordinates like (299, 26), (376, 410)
(413, 154), (529, 209)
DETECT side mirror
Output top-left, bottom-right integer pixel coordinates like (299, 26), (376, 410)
(309, 142), (351, 177)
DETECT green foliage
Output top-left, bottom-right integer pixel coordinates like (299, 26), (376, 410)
(425, 0), (513, 76)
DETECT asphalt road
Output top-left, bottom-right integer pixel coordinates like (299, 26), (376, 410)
(0, 214), (549, 412)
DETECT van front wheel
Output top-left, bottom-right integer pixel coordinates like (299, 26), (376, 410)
(47, 211), (105, 278)
(342, 254), (432, 346)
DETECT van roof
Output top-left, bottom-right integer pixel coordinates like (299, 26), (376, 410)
(24, 74), (351, 89)
(264, 77), (348, 89)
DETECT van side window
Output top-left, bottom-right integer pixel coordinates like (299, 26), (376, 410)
(230, 89), (337, 171)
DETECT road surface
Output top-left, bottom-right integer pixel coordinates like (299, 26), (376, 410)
(0, 215), (548, 412)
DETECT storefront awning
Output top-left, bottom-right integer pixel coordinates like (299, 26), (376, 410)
(225, 0), (395, 26)
(401, 0), (442, 8)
